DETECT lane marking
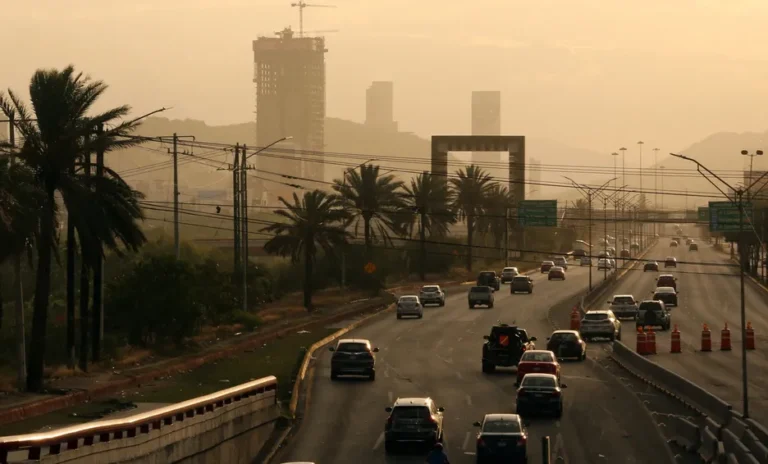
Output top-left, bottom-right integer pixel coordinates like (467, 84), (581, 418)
(383, 369), (390, 378)
(464, 452), (476, 455)
(388, 391), (393, 403)
(462, 431), (471, 450)
(455, 371), (463, 380)
(457, 337), (463, 342)
(553, 432), (568, 463)
(372, 432), (384, 450)
(465, 394), (473, 406)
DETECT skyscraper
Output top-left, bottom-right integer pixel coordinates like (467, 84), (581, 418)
(365, 81), (397, 132)
(471, 91), (502, 178)
(252, 27), (327, 205)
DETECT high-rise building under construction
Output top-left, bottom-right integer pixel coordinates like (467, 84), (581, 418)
(252, 27), (327, 206)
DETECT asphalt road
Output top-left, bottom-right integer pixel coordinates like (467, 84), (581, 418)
(275, 263), (676, 464)
(588, 238), (768, 422)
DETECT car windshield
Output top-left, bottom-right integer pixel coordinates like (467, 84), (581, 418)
(521, 376), (557, 388)
(400, 296), (418, 303)
(549, 332), (578, 343)
(483, 418), (522, 434)
(585, 313), (609, 321)
(421, 286), (439, 292)
(666, 257), (675, 261)
(337, 342), (369, 352)
(512, 276), (529, 282)
(471, 286), (491, 293)
(656, 287), (675, 293)
(612, 296), (635, 305)
(521, 352), (554, 362)
(550, 267), (563, 272)
(503, 267), (517, 272)
(639, 302), (663, 311)
(480, 272), (495, 277)
(554, 257), (565, 262)
(392, 406), (430, 420)
(646, 261), (656, 265)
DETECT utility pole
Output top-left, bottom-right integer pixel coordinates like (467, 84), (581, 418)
(172, 133), (180, 260)
(92, 123), (105, 361)
(241, 145), (249, 312)
(604, 197), (609, 280)
(505, 207), (510, 266)
(8, 116), (27, 389)
(588, 192), (593, 290)
(233, 145), (241, 277)
(653, 147), (660, 237)
(637, 141), (644, 207)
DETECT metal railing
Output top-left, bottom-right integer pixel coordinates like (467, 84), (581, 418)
(0, 376), (277, 463)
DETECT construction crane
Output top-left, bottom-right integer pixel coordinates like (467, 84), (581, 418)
(275, 26), (338, 39)
(290, 1), (336, 38)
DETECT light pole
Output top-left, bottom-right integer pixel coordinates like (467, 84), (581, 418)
(564, 176), (617, 291)
(612, 152), (619, 252)
(659, 165), (665, 229)
(653, 148), (659, 237)
(598, 187), (626, 279)
(741, 149), (765, 281)
(620, 147), (628, 245)
(670, 151), (768, 420)
(637, 141), (644, 206)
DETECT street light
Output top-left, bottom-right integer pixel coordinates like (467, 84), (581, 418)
(598, 186), (628, 279)
(742, 150), (764, 201)
(653, 148), (660, 237)
(670, 151), (768, 420)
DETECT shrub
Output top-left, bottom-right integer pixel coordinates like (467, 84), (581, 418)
(232, 310), (262, 331)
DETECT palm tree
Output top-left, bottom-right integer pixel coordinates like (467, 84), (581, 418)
(0, 66), (147, 391)
(401, 172), (455, 280)
(449, 165), (494, 272)
(478, 183), (515, 259)
(262, 190), (350, 310)
(332, 164), (405, 256)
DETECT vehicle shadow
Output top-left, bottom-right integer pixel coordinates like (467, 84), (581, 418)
(382, 442), (432, 460)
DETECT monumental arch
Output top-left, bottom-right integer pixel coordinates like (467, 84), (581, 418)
(431, 135), (526, 203)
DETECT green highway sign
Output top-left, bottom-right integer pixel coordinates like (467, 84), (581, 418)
(518, 200), (558, 227)
(698, 207), (710, 222)
(709, 201), (753, 232)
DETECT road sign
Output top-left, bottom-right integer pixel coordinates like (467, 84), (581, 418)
(499, 335), (510, 346)
(698, 207), (710, 222)
(364, 262), (377, 274)
(518, 200), (558, 227)
(709, 201), (753, 232)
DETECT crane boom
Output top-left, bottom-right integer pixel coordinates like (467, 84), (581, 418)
(290, 0), (336, 37)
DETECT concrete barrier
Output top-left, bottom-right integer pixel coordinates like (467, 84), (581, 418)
(666, 415), (701, 452)
(0, 376), (279, 464)
(723, 428), (761, 464)
(699, 426), (720, 463)
(748, 419), (768, 449)
(742, 430), (768, 463)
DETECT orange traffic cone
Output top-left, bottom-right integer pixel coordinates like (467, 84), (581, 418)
(570, 308), (581, 330)
(636, 326), (647, 355)
(746, 322), (756, 350)
(721, 323), (732, 351)
(701, 323), (712, 352)
(647, 327), (657, 355)
(671, 324), (682, 353)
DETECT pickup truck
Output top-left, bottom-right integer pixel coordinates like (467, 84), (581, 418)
(477, 271), (501, 291)
(481, 324), (536, 373)
(468, 286), (494, 308)
(607, 294), (639, 319)
(636, 300), (671, 330)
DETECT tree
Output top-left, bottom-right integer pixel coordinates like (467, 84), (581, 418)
(449, 165), (494, 271)
(0, 66), (146, 391)
(332, 164), (405, 256)
(401, 172), (455, 280)
(478, 183), (515, 259)
(262, 190), (350, 310)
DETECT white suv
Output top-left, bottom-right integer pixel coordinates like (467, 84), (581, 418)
(419, 285), (445, 307)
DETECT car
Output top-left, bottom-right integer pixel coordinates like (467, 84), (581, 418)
(644, 261), (659, 272)
(670, 241), (678, 247)
(553, 256), (568, 270)
(689, 243), (699, 251)
(501, 266), (520, 283)
(630, 242), (640, 250)
(597, 258), (611, 270)
(473, 414), (528, 463)
(516, 350), (561, 383)
(515, 373), (566, 418)
(548, 266), (566, 280)
(665, 257), (677, 268)
(546, 330), (587, 361)
(607, 258), (617, 268)
(620, 249), (631, 258)
(622, 237), (630, 244)
(384, 397), (445, 453)
(477, 271), (501, 291)
(419, 285), (446, 306)
(580, 256), (592, 266)
(572, 248), (587, 258)
(608, 294), (639, 319)
(597, 251), (611, 259)
(469, 286), (495, 309)
(579, 310), (622, 341)
(656, 274), (677, 290)
(481, 324), (537, 373)
(636, 300), (671, 330)
(396, 295), (423, 319)
(607, 247), (616, 256)
(652, 286), (679, 307)
(540, 261), (555, 273)
(510, 275), (534, 294)
(329, 338), (379, 380)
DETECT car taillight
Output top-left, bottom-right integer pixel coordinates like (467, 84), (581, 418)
(477, 437), (485, 447)
(386, 416), (393, 427)
(428, 415), (439, 427)
(517, 389), (526, 396)
(518, 436), (527, 447)
(551, 391), (561, 397)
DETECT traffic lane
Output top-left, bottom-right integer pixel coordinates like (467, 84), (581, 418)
(595, 243), (768, 419)
(276, 266), (596, 463)
(276, 265), (673, 464)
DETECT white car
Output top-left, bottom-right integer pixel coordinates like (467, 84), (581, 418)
(396, 295), (423, 319)
(580, 256), (592, 266)
(580, 310), (622, 341)
(500, 267), (520, 283)
(418, 285), (445, 306)
(597, 258), (611, 270)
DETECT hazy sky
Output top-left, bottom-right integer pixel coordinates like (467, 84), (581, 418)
(4, 0), (768, 159)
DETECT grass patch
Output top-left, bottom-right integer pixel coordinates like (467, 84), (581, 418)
(0, 328), (337, 436)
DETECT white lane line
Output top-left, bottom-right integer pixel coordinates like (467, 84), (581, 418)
(455, 371), (463, 380)
(457, 336), (463, 342)
(383, 369), (390, 378)
(464, 452), (477, 455)
(435, 339), (444, 349)
(465, 394), (473, 406)
(553, 432), (568, 463)
(388, 391), (393, 403)
(372, 432), (384, 450)
(462, 431), (471, 450)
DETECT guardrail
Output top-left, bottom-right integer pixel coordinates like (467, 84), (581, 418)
(0, 376), (278, 463)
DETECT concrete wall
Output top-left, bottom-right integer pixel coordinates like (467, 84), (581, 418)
(37, 390), (279, 464)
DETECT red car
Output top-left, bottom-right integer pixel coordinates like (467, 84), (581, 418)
(540, 261), (554, 273)
(516, 350), (561, 384)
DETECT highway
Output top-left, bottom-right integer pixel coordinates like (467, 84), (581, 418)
(590, 238), (768, 421)
(274, 264), (675, 464)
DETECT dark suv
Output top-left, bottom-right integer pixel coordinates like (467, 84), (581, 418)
(637, 300), (671, 330)
(384, 397), (445, 453)
(482, 324), (537, 373)
(329, 339), (379, 380)
(477, 271), (501, 291)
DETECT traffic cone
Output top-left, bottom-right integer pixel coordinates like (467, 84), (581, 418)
(701, 323), (712, 352)
(720, 322), (732, 351)
(647, 327), (657, 355)
(636, 326), (647, 355)
(570, 308), (581, 330)
(746, 322), (756, 350)
(671, 324), (682, 353)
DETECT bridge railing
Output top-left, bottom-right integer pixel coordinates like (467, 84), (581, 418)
(0, 376), (277, 463)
